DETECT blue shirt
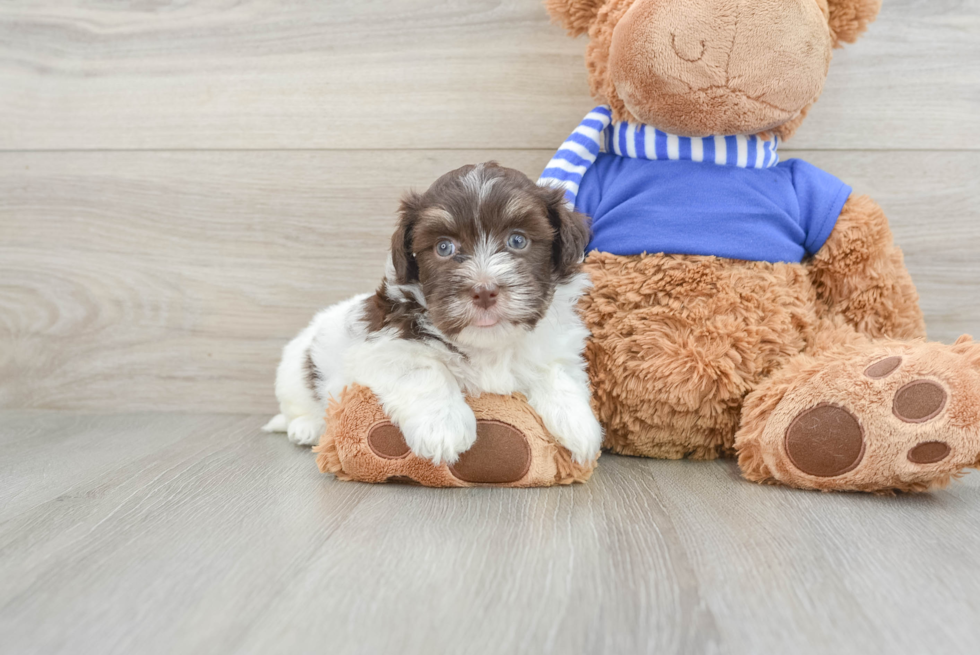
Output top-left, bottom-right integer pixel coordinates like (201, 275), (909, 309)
(575, 154), (852, 263)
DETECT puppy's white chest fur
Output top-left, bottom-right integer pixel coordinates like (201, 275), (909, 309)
(449, 343), (520, 396)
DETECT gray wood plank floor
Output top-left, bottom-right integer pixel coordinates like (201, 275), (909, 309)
(2, 411), (979, 655)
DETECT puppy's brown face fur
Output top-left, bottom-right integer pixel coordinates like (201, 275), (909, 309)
(386, 162), (590, 339)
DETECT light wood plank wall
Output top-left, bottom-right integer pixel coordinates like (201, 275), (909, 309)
(2, 0), (979, 413)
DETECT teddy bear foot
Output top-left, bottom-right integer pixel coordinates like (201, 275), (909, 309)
(736, 336), (980, 493)
(313, 384), (597, 487)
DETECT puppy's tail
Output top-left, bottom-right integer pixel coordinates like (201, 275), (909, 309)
(262, 413), (289, 433)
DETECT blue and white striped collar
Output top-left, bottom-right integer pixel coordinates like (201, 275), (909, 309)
(539, 105), (780, 205)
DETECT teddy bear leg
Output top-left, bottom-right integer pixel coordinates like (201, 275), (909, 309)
(736, 335), (980, 493)
(313, 385), (597, 487)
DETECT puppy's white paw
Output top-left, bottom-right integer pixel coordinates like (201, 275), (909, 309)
(400, 402), (478, 465)
(262, 413), (288, 433)
(286, 416), (325, 446)
(537, 402), (603, 464)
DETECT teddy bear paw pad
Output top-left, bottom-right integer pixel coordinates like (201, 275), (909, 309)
(893, 380), (947, 423)
(367, 422), (412, 459)
(907, 441), (951, 464)
(448, 421), (532, 484)
(784, 404), (865, 478)
(864, 356), (902, 379)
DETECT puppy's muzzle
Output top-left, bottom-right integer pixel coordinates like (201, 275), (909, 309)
(471, 284), (499, 310)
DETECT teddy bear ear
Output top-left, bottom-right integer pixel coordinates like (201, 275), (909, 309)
(826, 0), (883, 46)
(544, 0), (606, 37)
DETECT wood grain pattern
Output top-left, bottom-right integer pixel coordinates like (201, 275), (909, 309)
(2, 149), (978, 413)
(1, 411), (979, 655)
(0, 0), (978, 151)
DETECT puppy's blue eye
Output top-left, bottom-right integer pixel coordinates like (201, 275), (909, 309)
(507, 233), (528, 250)
(435, 239), (456, 258)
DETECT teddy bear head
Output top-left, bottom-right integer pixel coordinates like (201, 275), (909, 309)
(546, 0), (881, 139)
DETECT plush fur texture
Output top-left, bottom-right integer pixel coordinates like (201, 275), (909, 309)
(548, 0), (980, 492)
(581, 251), (816, 460)
(548, 0), (880, 139)
(266, 163), (602, 470)
(546, 0), (605, 36)
(809, 194), (926, 341)
(826, 0), (883, 45)
(315, 385), (597, 487)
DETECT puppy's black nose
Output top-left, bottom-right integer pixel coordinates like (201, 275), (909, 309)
(472, 286), (499, 310)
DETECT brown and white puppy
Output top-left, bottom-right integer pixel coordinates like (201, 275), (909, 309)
(264, 162), (603, 464)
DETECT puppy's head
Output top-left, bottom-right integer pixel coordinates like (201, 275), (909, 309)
(387, 162), (590, 342)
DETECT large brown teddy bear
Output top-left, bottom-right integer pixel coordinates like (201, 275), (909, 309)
(542, 0), (980, 492)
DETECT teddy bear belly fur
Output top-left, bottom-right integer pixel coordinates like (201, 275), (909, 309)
(581, 251), (821, 460)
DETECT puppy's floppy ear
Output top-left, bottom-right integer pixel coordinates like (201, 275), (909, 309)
(826, 0), (882, 46)
(539, 184), (591, 281)
(545, 0), (606, 37)
(390, 191), (423, 284)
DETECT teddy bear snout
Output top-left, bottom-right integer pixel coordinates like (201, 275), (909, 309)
(607, 0), (832, 136)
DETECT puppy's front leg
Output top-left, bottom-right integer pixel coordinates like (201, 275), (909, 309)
(352, 345), (477, 465)
(526, 366), (603, 464)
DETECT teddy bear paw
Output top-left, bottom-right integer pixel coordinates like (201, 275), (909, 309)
(739, 339), (980, 492)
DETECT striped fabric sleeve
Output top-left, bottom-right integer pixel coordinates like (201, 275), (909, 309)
(538, 105), (613, 205)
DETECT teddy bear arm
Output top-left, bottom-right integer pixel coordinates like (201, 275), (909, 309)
(807, 194), (927, 341)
